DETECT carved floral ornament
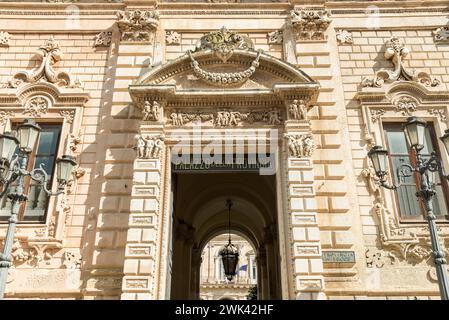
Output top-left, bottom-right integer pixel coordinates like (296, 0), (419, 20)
(433, 26), (449, 43)
(290, 8), (332, 41)
(116, 9), (160, 42)
(362, 36), (440, 88)
(0, 31), (11, 47)
(94, 31), (112, 47)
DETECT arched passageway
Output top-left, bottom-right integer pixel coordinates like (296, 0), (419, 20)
(169, 172), (282, 300)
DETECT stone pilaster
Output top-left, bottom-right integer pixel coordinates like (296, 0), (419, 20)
(284, 121), (326, 300)
(121, 131), (165, 300)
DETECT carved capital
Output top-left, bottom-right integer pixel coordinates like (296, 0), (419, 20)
(116, 9), (160, 42)
(290, 8), (332, 41)
(94, 31), (112, 47)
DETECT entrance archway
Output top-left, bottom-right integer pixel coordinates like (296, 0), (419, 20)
(169, 172), (281, 300)
(200, 233), (257, 300)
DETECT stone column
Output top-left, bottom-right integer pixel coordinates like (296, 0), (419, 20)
(256, 246), (268, 299)
(284, 120), (326, 300)
(191, 248), (202, 300)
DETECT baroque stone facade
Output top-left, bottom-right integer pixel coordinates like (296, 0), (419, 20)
(0, 0), (448, 301)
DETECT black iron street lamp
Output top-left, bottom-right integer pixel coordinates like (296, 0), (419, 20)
(368, 116), (449, 300)
(219, 199), (239, 281)
(0, 119), (77, 299)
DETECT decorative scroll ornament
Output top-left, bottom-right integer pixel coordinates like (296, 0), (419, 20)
(94, 31), (112, 47)
(116, 9), (160, 42)
(7, 37), (73, 88)
(290, 9), (332, 41)
(362, 37), (440, 88)
(267, 30), (283, 44)
(370, 109), (386, 123)
(134, 134), (164, 159)
(194, 26), (254, 62)
(0, 31), (11, 47)
(336, 29), (353, 44)
(284, 134), (316, 158)
(165, 30), (180, 45)
(433, 26), (449, 43)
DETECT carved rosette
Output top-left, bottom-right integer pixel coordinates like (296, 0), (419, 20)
(94, 31), (112, 47)
(290, 9), (332, 41)
(433, 26), (449, 43)
(134, 134), (164, 159)
(362, 37), (440, 88)
(0, 31), (11, 47)
(267, 30), (283, 44)
(165, 30), (180, 45)
(284, 133), (316, 158)
(336, 29), (353, 45)
(62, 251), (82, 269)
(116, 9), (160, 42)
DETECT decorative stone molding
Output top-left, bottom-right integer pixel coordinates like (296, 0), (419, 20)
(267, 30), (283, 44)
(336, 29), (353, 45)
(0, 31), (11, 47)
(361, 37), (440, 88)
(284, 134), (315, 158)
(116, 9), (160, 42)
(290, 9), (332, 41)
(142, 100), (162, 121)
(94, 31), (112, 47)
(23, 95), (50, 117)
(167, 108), (283, 127)
(134, 134), (164, 159)
(4, 36), (74, 88)
(433, 26), (449, 43)
(165, 30), (180, 45)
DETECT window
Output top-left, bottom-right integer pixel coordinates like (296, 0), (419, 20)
(383, 122), (449, 220)
(0, 123), (62, 223)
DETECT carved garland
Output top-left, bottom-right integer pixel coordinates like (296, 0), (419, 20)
(188, 50), (261, 87)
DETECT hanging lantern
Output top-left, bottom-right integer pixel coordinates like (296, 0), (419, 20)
(219, 199), (239, 281)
